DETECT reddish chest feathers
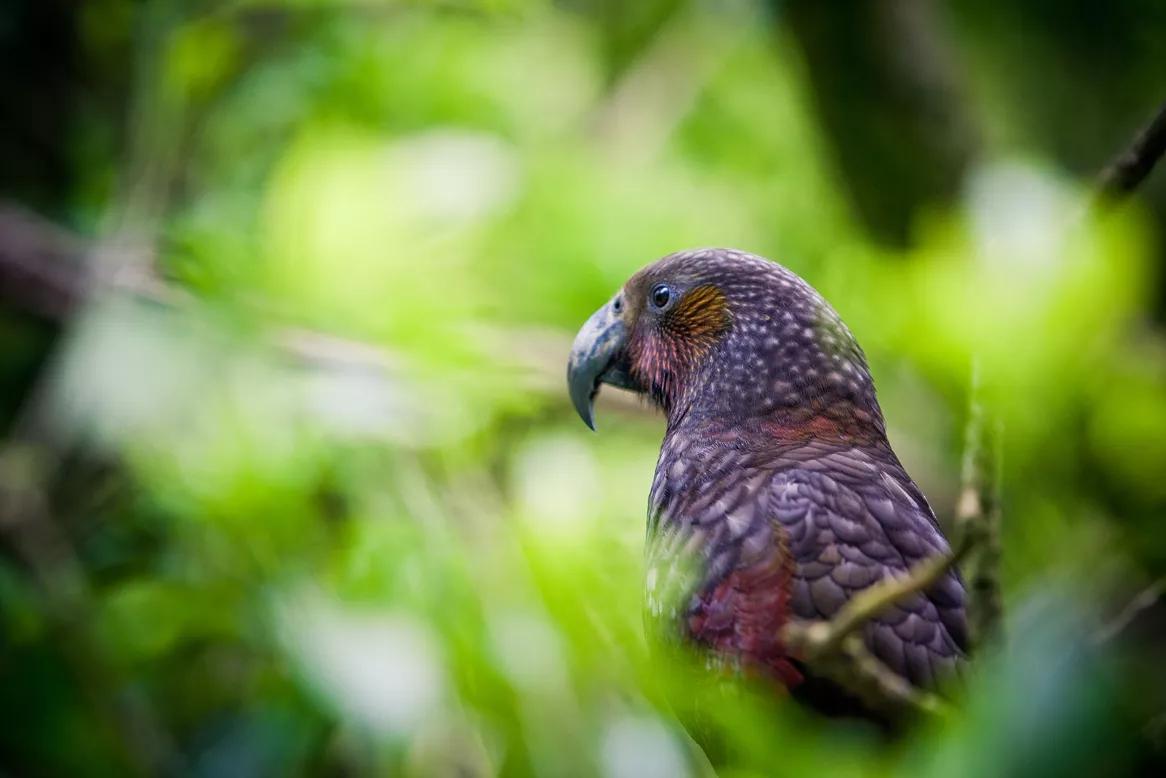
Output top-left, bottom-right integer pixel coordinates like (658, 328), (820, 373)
(685, 529), (803, 689)
(649, 437), (803, 691)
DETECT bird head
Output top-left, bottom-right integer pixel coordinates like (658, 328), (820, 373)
(567, 249), (885, 436)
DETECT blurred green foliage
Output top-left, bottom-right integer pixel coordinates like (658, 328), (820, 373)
(1, 0), (1165, 775)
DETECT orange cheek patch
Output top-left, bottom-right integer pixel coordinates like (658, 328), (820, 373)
(629, 284), (732, 410)
(663, 284), (731, 353)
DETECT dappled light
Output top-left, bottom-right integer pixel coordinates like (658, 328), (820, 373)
(1, 1), (1164, 775)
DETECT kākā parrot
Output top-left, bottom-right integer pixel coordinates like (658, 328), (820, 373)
(567, 248), (967, 718)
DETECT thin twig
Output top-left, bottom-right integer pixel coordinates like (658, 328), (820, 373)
(784, 534), (973, 663)
(0, 205), (91, 319)
(1094, 576), (1166, 646)
(1095, 99), (1166, 205)
(954, 361), (1003, 649)
(834, 634), (951, 719)
(780, 535), (972, 720)
(781, 630), (952, 721)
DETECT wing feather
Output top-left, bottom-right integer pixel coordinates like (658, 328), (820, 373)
(768, 450), (968, 688)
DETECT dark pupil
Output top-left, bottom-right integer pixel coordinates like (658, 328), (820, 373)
(652, 285), (671, 308)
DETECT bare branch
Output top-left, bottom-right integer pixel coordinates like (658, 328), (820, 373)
(954, 362), (1004, 649)
(1095, 99), (1166, 205)
(785, 534), (973, 664)
(1094, 576), (1166, 646)
(833, 633), (951, 719)
(0, 205), (91, 319)
(781, 535), (971, 720)
(781, 627), (953, 721)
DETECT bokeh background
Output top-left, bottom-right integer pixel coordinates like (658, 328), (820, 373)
(2, 1), (1165, 775)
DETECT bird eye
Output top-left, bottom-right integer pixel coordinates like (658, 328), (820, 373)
(650, 284), (673, 309)
(612, 295), (623, 313)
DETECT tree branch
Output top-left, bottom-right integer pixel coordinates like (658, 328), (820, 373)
(0, 205), (91, 319)
(953, 362), (1003, 649)
(781, 533), (972, 720)
(1095, 98), (1166, 205)
(785, 533), (973, 663)
(1094, 576), (1166, 646)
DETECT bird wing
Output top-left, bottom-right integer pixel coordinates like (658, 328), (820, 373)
(768, 446), (968, 690)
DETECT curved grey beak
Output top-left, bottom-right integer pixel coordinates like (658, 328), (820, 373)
(567, 300), (634, 430)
